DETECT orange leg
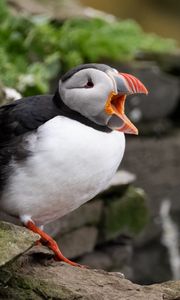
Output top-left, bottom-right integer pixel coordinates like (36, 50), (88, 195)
(26, 220), (85, 268)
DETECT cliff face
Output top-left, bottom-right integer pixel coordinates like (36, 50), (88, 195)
(0, 221), (179, 300)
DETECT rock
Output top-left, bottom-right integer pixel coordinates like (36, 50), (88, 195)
(132, 238), (172, 284)
(57, 226), (98, 259)
(0, 83), (22, 106)
(0, 221), (179, 299)
(110, 171), (136, 187)
(101, 170), (136, 197)
(140, 52), (180, 74)
(8, 0), (84, 19)
(104, 243), (133, 269)
(121, 131), (180, 284)
(77, 231), (134, 274)
(8, 0), (116, 21)
(0, 248), (180, 300)
(101, 186), (149, 241)
(133, 219), (162, 247)
(45, 200), (103, 237)
(3, 87), (22, 102)
(137, 119), (173, 136)
(0, 221), (39, 267)
(78, 251), (113, 270)
(121, 131), (180, 216)
(115, 62), (180, 123)
(0, 211), (21, 225)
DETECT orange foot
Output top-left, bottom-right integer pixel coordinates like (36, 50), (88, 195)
(26, 220), (86, 268)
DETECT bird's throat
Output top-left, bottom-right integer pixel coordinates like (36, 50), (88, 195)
(52, 90), (111, 133)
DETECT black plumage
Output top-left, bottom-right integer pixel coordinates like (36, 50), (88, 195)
(0, 94), (58, 192)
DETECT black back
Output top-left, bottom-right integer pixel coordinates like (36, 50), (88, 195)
(0, 94), (59, 192)
(0, 94), (59, 139)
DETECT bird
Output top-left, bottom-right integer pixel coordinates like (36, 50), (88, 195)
(0, 63), (148, 267)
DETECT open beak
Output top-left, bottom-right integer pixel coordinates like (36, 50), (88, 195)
(105, 72), (148, 134)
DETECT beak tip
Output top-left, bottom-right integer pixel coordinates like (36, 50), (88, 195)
(143, 87), (148, 95)
(132, 128), (139, 135)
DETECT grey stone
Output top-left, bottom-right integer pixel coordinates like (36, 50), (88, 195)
(45, 200), (103, 237)
(132, 239), (172, 284)
(116, 62), (180, 122)
(3, 87), (22, 102)
(104, 244), (133, 268)
(0, 249), (179, 300)
(0, 221), (39, 267)
(121, 130), (180, 216)
(0, 84), (22, 106)
(78, 243), (133, 274)
(142, 52), (180, 73)
(77, 251), (113, 270)
(133, 219), (162, 247)
(101, 170), (136, 196)
(110, 171), (136, 187)
(0, 212), (21, 225)
(121, 129), (180, 284)
(57, 226), (98, 259)
(111, 266), (133, 280)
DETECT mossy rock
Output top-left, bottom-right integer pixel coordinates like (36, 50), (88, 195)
(0, 221), (39, 267)
(0, 268), (74, 300)
(102, 186), (149, 240)
(0, 250), (179, 300)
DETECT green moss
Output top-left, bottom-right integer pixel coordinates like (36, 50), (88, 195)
(0, 222), (39, 267)
(103, 186), (149, 239)
(0, 267), (78, 300)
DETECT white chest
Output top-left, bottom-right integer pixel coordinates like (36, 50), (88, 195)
(1, 117), (125, 225)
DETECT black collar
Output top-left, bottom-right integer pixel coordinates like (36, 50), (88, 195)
(52, 90), (111, 133)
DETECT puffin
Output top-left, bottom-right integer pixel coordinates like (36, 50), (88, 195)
(0, 63), (148, 267)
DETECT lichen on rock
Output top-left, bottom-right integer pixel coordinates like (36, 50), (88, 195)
(0, 221), (39, 267)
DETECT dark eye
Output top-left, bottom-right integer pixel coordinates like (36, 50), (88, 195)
(84, 80), (94, 88)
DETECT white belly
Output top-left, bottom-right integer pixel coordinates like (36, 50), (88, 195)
(1, 116), (125, 225)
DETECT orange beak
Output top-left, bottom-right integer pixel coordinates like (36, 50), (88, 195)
(105, 72), (148, 135)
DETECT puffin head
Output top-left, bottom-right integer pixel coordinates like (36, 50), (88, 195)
(59, 63), (148, 134)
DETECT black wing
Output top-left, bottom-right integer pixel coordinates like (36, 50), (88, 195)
(0, 94), (60, 192)
(0, 94), (58, 141)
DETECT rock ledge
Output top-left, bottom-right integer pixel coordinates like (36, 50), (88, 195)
(0, 221), (180, 300)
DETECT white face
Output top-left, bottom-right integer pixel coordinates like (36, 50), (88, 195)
(59, 68), (121, 127)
